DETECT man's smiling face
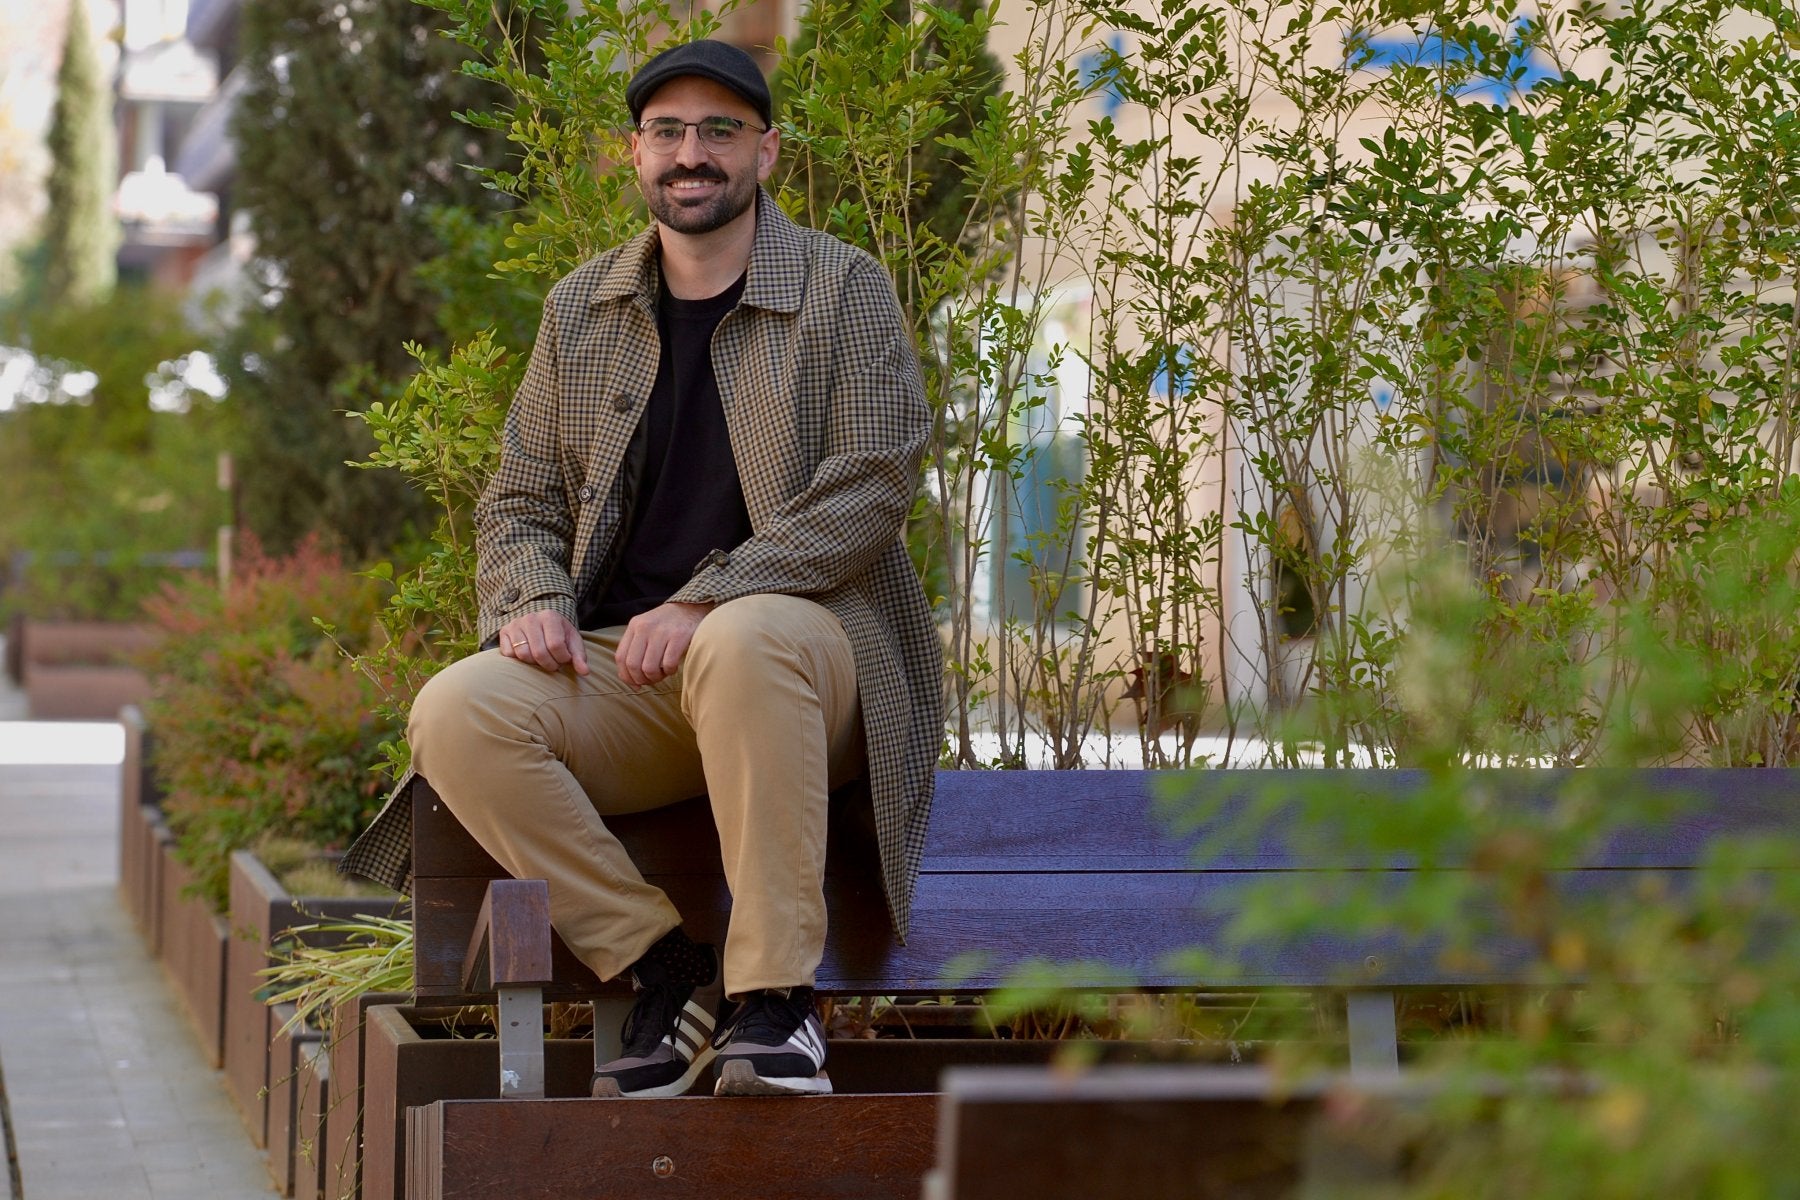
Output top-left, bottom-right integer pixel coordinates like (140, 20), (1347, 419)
(632, 76), (778, 238)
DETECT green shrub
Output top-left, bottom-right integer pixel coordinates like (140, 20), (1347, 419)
(141, 536), (396, 911)
(1152, 491), (1800, 1197)
(0, 286), (223, 621)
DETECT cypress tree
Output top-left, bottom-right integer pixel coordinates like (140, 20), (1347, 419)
(223, 0), (509, 556)
(41, 0), (118, 310)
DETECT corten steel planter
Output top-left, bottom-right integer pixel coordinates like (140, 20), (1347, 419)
(359, 1005), (601, 1200)
(225, 850), (403, 1151)
(13, 618), (159, 666)
(16, 618), (158, 719)
(3, 611), (22, 684)
(143, 815), (169, 959)
(266, 1002), (327, 1198)
(153, 821), (228, 1067)
(24, 664), (152, 719)
(362, 1005), (1182, 1200)
(116, 707), (161, 939)
(323, 991), (412, 1200)
(292, 1037), (331, 1200)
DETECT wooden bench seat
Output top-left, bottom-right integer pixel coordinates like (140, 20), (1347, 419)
(396, 767), (1798, 1200)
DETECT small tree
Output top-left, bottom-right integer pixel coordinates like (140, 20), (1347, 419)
(39, 0), (117, 310)
(222, 0), (513, 556)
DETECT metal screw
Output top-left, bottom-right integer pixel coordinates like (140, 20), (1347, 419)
(652, 1156), (675, 1179)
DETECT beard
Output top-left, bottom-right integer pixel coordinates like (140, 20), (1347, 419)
(642, 162), (758, 235)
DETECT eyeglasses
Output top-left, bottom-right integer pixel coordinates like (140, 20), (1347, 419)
(634, 116), (769, 155)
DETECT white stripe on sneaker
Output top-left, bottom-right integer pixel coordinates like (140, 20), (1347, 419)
(673, 1019), (709, 1056)
(789, 1019), (824, 1065)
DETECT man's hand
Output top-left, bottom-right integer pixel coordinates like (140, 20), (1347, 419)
(497, 610), (590, 676)
(614, 601), (713, 688)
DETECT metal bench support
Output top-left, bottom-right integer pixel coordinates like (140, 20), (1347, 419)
(496, 986), (546, 1099)
(1345, 990), (1400, 1080)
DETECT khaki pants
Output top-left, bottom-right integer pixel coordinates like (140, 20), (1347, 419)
(408, 593), (862, 997)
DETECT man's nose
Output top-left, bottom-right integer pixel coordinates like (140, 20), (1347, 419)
(672, 126), (711, 169)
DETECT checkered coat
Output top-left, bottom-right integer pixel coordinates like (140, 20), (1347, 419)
(341, 190), (943, 942)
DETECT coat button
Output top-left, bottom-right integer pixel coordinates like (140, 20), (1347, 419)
(612, 395), (632, 413)
(501, 587), (520, 604)
(707, 549), (731, 568)
(577, 484), (596, 503)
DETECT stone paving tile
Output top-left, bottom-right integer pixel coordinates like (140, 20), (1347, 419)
(0, 746), (278, 1200)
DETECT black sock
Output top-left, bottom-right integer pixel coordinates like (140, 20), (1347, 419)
(636, 926), (713, 986)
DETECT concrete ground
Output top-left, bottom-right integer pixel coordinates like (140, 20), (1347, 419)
(0, 641), (279, 1200)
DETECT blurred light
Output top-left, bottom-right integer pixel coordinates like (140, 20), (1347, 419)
(122, 0), (190, 51)
(116, 155), (218, 229)
(0, 722), (126, 765)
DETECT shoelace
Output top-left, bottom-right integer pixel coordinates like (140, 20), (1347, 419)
(713, 989), (810, 1049)
(620, 980), (689, 1057)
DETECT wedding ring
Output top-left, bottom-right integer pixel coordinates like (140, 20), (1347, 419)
(512, 639), (530, 649)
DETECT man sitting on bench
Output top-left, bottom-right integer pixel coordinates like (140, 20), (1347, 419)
(341, 40), (941, 1098)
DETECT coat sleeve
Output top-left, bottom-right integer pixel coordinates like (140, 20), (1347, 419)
(473, 299), (580, 640)
(669, 257), (928, 606)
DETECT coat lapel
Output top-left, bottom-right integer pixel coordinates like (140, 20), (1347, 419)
(716, 192), (810, 526)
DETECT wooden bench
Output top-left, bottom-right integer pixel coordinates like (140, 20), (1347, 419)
(395, 767), (1797, 1200)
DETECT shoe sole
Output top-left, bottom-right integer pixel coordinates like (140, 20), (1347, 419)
(714, 1057), (833, 1096)
(592, 1045), (718, 1099)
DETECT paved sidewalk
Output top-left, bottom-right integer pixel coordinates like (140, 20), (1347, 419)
(0, 693), (279, 1198)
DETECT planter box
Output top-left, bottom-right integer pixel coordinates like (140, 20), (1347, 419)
(154, 820), (228, 1067)
(13, 618), (159, 666)
(142, 815), (167, 959)
(293, 1038), (331, 1200)
(324, 991), (412, 1200)
(116, 708), (161, 939)
(408, 1093), (937, 1200)
(361, 1005), (602, 1200)
(25, 664), (151, 719)
(123, 799), (163, 943)
(225, 850), (402, 1151)
(3, 611), (22, 684)
(267, 1002), (327, 1197)
(362, 1004), (1188, 1200)
(16, 618), (158, 719)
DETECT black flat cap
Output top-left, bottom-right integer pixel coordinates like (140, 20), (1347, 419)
(626, 40), (772, 128)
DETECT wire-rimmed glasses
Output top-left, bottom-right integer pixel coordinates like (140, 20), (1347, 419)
(635, 116), (769, 155)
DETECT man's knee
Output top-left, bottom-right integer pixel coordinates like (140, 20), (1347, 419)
(408, 650), (533, 760)
(686, 594), (839, 680)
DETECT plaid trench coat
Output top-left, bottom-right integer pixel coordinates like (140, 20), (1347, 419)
(341, 190), (943, 943)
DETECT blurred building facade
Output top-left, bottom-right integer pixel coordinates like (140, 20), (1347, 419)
(113, 0), (220, 289)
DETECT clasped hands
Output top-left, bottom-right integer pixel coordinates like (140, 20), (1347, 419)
(498, 601), (712, 687)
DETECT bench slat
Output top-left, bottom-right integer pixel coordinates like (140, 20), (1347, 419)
(410, 770), (1798, 1001)
(417, 865), (1732, 997)
(414, 771), (1800, 884)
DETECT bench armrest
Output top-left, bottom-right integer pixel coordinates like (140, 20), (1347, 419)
(462, 879), (555, 993)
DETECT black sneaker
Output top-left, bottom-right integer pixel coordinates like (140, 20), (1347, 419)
(590, 947), (725, 1098)
(712, 986), (832, 1096)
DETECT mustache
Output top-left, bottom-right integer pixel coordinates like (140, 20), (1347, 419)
(658, 165), (728, 186)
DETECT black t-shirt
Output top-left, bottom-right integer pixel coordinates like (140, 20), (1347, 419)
(580, 270), (752, 629)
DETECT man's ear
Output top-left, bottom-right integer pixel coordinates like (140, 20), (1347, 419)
(756, 126), (781, 184)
